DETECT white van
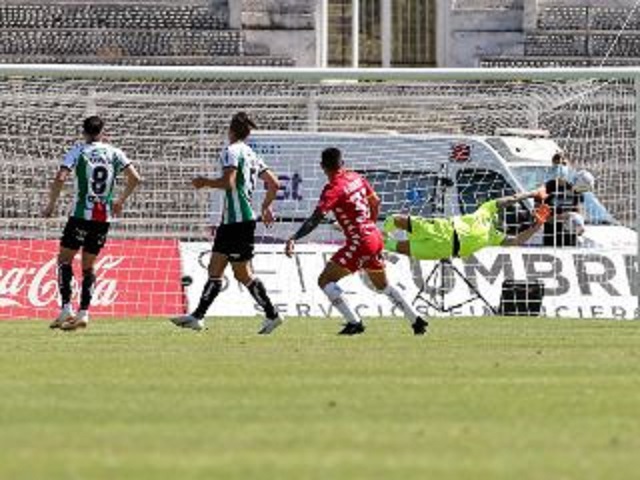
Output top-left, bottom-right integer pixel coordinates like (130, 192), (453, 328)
(245, 130), (636, 248)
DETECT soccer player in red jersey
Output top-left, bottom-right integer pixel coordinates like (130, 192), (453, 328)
(285, 148), (427, 335)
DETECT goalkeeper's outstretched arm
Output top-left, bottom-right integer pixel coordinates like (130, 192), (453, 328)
(501, 204), (551, 246)
(495, 188), (545, 209)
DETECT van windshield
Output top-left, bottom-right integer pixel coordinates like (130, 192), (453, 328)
(511, 165), (553, 191)
(511, 165), (616, 225)
(357, 170), (444, 218)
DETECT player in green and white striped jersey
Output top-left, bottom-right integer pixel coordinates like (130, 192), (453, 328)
(43, 116), (141, 330)
(219, 139), (269, 225)
(171, 112), (283, 334)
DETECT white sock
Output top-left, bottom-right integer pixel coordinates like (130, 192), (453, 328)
(383, 285), (419, 324)
(322, 282), (361, 324)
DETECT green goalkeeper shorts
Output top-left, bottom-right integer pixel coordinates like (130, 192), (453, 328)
(408, 217), (455, 260)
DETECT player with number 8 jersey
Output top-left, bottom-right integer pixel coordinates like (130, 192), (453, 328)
(62, 134), (131, 222)
(43, 116), (141, 331)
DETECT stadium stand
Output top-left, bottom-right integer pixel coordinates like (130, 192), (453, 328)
(0, 4), (227, 29)
(482, 4), (640, 67)
(0, 1), (294, 66)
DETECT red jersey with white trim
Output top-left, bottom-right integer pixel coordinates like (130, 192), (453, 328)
(317, 170), (384, 272)
(317, 170), (378, 239)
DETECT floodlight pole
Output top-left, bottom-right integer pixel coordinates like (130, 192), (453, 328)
(636, 77), (640, 317)
(352, 0), (360, 68)
(316, 0), (328, 67)
(381, 0), (392, 68)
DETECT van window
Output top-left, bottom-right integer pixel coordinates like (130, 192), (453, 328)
(456, 168), (516, 213)
(357, 170), (443, 217)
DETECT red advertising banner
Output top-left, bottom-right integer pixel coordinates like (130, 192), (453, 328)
(0, 240), (184, 319)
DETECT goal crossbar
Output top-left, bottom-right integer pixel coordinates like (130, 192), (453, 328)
(1, 64), (640, 82)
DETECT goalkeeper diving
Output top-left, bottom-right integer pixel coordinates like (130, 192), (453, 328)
(383, 190), (551, 260)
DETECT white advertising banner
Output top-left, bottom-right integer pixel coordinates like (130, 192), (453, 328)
(179, 243), (639, 319)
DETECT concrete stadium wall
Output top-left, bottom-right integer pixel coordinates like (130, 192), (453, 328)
(241, 0), (316, 67)
(442, 0), (525, 67)
(245, 30), (316, 66)
(442, 0), (640, 66)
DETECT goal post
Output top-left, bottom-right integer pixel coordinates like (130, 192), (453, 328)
(0, 65), (638, 320)
(1, 63), (640, 81)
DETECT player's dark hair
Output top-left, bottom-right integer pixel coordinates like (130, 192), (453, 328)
(229, 112), (256, 140)
(551, 152), (566, 165)
(83, 116), (104, 137)
(321, 147), (343, 171)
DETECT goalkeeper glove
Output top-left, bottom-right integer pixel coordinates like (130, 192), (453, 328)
(534, 204), (552, 225)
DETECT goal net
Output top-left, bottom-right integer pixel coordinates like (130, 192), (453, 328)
(0, 66), (638, 320)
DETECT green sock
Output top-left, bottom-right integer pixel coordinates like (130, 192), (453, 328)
(384, 237), (398, 252)
(383, 216), (396, 234)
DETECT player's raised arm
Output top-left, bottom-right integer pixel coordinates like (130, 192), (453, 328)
(113, 164), (142, 216)
(502, 204), (551, 246)
(259, 168), (280, 227)
(42, 166), (71, 217)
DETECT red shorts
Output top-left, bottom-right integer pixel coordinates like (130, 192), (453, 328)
(331, 230), (385, 273)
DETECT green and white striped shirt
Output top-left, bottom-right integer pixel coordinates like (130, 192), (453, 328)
(219, 141), (268, 225)
(61, 142), (131, 223)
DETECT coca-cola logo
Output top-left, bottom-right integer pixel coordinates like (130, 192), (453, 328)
(0, 255), (124, 308)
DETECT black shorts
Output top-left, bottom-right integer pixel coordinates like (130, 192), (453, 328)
(60, 217), (110, 255)
(212, 220), (256, 262)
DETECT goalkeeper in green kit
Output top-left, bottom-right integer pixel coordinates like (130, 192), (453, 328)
(383, 190), (552, 260)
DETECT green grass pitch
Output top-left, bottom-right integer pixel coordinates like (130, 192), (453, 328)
(1, 316), (639, 480)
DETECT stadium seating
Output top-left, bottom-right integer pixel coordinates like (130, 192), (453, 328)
(0, 54), (294, 66)
(525, 33), (640, 58)
(481, 56), (640, 67)
(536, 6), (588, 30)
(0, 1), (293, 66)
(0, 30), (244, 57)
(0, 4), (227, 30)
(537, 6), (640, 32)
(484, 4), (640, 66)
